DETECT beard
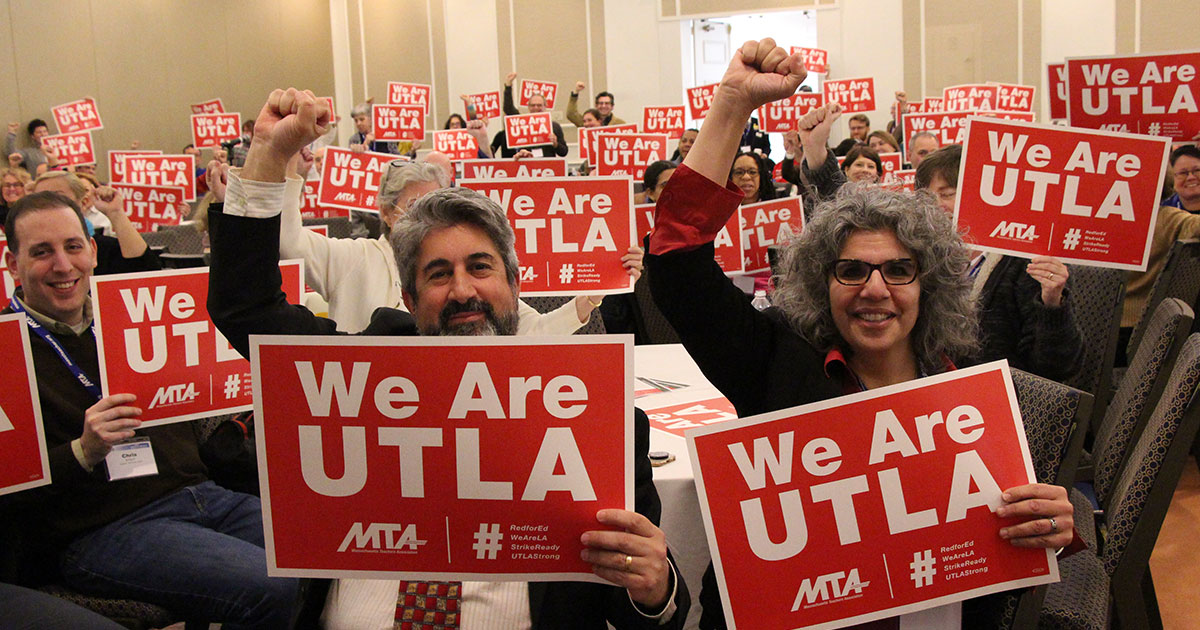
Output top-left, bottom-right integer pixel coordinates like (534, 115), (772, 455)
(422, 297), (520, 336)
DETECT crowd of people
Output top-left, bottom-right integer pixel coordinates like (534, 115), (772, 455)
(0, 36), (1192, 630)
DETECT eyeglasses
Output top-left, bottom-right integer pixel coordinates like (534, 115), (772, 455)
(1174, 168), (1200, 180)
(732, 168), (759, 178)
(2, 182), (24, 189)
(831, 258), (918, 286)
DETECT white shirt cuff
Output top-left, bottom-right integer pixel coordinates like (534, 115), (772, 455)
(628, 557), (679, 624)
(71, 438), (94, 473)
(225, 168), (303, 218)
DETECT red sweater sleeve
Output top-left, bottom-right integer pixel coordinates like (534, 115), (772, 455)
(647, 163), (744, 255)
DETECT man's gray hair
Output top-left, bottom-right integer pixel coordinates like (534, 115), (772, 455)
(377, 161), (450, 212)
(350, 102), (371, 118)
(909, 130), (936, 145)
(771, 182), (978, 374)
(390, 187), (521, 304)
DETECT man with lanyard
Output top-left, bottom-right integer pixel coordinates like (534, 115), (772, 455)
(1, 191), (300, 628)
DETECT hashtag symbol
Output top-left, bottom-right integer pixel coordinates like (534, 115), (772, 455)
(1148, 122), (1161, 135)
(558, 264), (574, 283)
(223, 374), (241, 399)
(472, 523), (503, 559)
(1062, 228), (1082, 251)
(909, 550), (936, 588)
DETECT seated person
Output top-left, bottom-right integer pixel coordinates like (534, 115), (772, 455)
(1, 192), (298, 627)
(642, 38), (1076, 629)
(915, 145), (1083, 381)
(205, 88), (689, 630)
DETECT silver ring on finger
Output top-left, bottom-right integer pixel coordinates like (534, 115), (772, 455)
(1047, 517), (1058, 533)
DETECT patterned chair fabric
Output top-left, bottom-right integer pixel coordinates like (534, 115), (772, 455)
(1011, 369), (1092, 486)
(1038, 547), (1110, 630)
(302, 216), (353, 239)
(39, 584), (177, 630)
(1091, 298), (1192, 509)
(1127, 239), (1200, 357)
(520, 296), (606, 334)
(1061, 264), (1125, 425)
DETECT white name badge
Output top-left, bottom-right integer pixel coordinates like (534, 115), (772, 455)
(105, 438), (159, 481)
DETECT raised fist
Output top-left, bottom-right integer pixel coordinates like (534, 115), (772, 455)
(574, 81), (586, 94)
(252, 88), (332, 159)
(506, 72), (517, 86)
(713, 39), (806, 115)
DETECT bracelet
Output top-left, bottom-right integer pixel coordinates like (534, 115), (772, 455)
(587, 296), (604, 308)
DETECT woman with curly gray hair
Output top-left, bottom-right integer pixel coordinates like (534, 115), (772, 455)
(645, 38), (1078, 630)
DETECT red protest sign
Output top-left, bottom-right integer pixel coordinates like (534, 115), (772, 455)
(459, 176), (635, 295)
(90, 262), (304, 428)
(51, 98), (103, 134)
(642, 106), (685, 139)
(824, 77), (876, 113)
(113, 154), (197, 202)
(942, 84), (999, 112)
(504, 113), (555, 149)
(956, 116), (1170, 270)
(0, 237), (13, 308)
(0, 314), (50, 497)
(594, 133), (669, 180)
(372, 105), (425, 142)
(644, 395), (738, 438)
(739, 197), (804, 274)
(250, 336), (633, 580)
(41, 132), (95, 166)
(387, 82), (432, 113)
(108, 150), (162, 181)
(634, 203), (743, 276)
(321, 96), (337, 122)
(878, 151), (903, 179)
(990, 83), (1036, 112)
(924, 97), (944, 112)
(689, 362), (1056, 630)
(190, 98), (225, 115)
(317, 147), (394, 213)
(687, 83), (720, 121)
(1048, 64), (1068, 120)
(520, 79), (559, 109)
(191, 113), (241, 149)
(300, 181), (351, 219)
(431, 129), (480, 160)
(579, 123), (637, 163)
(902, 111), (972, 147)
(1066, 51), (1200, 139)
(110, 183), (187, 232)
(887, 168), (917, 192)
(759, 93), (825, 133)
(466, 91), (502, 120)
(461, 158), (567, 179)
(791, 47), (829, 74)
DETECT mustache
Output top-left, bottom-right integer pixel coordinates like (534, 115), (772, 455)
(438, 297), (495, 329)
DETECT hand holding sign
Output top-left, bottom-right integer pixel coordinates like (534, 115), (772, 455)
(80, 393), (142, 468)
(1025, 256), (1069, 307)
(997, 483), (1075, 549)
(581, 508), (671, 608)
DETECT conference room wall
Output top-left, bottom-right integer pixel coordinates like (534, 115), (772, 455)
(0, 0), (335, 181)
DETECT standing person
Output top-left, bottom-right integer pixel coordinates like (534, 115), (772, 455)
(205, 87), (688, 630)
(643, 38), (1076, 629)
(494, 72), (569, 158)
(6, 120), (60, 175)
(567, 81), (625, 126)
(1, 191), (299, 628)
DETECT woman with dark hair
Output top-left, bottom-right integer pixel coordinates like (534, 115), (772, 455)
(443, 113), (467, 129)
(841, 144), (882, 183)
(636, 160), (676, 204)
(729, 151), (775, 204)
(645, 38), (1077, 630)
(669, 129), (698, 164)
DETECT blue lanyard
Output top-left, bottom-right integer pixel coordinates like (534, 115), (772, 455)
(10, 298), (102, 400)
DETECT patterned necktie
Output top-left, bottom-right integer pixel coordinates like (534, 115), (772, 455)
(395, 580), (462, 629)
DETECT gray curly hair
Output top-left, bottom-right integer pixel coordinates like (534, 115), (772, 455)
(771, 182), (978, 374)
(390, 187), (521, 305)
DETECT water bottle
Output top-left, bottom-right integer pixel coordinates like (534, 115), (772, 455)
(751, 289), (771, 311)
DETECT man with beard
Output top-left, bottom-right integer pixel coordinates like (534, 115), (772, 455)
(207, 88), (686, 630)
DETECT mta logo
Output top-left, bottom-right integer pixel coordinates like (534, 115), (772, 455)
(337, 523), (427, 553)
(792, 569), (869, 610)
(989, 221), (1038, 241)
(148, 383), (199, 409)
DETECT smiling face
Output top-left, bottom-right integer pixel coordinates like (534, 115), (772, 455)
(527, 95), (547, 113)
(828, 229), (919, 368)
(401, 223), (519, 336)
(1174, 154), (1200, 209)
(868, 136), (894, 154)
(848, 119), (869, 141)
(2, 173), (25, 204)
(845, 156), (879, 183)
(6, 206), (97, 326)
(732, 154), (761, 203)
(595, 95), (614, 117)
(677, 130), (697, 159)
(582, 112), (602, 128)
